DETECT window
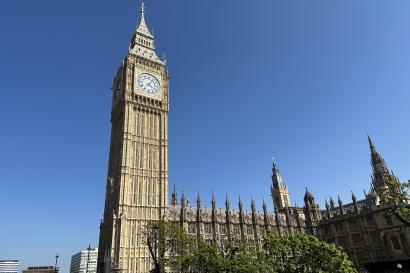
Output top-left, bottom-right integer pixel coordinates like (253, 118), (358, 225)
(338, 235), (348, 247)
(370, 231), (380, 245)
(323, 225), (331, 237)
(375, 249), (383, 259)
(335, 223), (345, 233)
(138, 178), (143, 205)
(219, 224), (225, 234)
(357, 251), (368, 263)
(149, 115), (154, 138)
(204, 224), (212, 234)
(391, 236), (402, 250)
(366, 215), (376, 226)
(385, 215), (393, 226)
(348, 219), (359, 231)
(233, 225), (240, 235)
(147, 178), (152, 205)
(130, 222), (136, 246)
(188, 223), (196, 234)
(153, 148), (157, 170)
(148, 147), (152, 169)
(351, 234), (364, 246)
(139, 145), (144, 168)
(283, 196), (288, 206)
(247, 226), (253, 235)
(153, 116), (157, 138)
(248, 240), (255, 251)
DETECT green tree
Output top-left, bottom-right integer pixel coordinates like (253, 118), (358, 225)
(382, 179), (410, 227)
(188, 243), (224, 273)
(261, 233), (357, 273)
(227, 248), (261, 273)
(145, 222), (357, 273)
(144, 221), (194, 273)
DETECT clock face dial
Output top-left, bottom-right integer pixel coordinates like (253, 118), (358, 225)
(137, 73), (160, 96)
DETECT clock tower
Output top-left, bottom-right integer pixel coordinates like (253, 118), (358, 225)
(97, 3), (169, 273)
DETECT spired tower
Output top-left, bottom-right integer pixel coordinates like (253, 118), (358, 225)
(97, 3), (169, 273)
(368, 135), (400, 198)
(270, 161), (291, 209)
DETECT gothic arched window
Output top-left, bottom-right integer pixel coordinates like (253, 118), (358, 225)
(391, 236), (402, 250)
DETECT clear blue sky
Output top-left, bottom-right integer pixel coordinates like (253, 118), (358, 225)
(1, 0), (410, 272)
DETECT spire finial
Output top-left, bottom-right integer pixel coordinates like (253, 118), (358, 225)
(367, 134), (373, 146)
(171, 184), (178, 206)
(197, 191), (201, 205)
(329, 196), (335, 208)
(141, 1), (145, 15)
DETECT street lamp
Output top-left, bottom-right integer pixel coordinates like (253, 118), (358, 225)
(54, 254), (59, 273)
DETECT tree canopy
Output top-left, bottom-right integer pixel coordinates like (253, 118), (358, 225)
(145, 220), (357, 273)
(381, 179), (410, 227)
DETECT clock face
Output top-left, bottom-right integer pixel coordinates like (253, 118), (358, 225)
(137, 73), (160, 96)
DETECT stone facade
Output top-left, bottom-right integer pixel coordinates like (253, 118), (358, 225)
(97, 3), (169, 273)
(97, 3), (410, 273)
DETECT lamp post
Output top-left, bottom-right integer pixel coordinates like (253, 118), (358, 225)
(54, 254), (59, 273)
(86, 245), (92, 273)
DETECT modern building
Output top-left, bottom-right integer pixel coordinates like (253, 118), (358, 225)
(22, 266), (57, 273)
(0, 260), (18, 273)
(97, 2), (410, 273)
(70, 248), (98, 273)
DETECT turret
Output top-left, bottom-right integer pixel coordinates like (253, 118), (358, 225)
(303, 188), (315, 208)
(262, 200), (270, 234)
(196, 193), (202, 241)
(303, 188), (321, 235)
(329, 197), (335, 209)
(211, 193), (217, 242)
(250, 199), (259, 250)
(368, 135), (400, 198)
(351, 191), (358, 213)
(238, 196), (246, 243)
(180, 192), (186, 229)
(197, 192), (201, 208)
(171, 184), (178, 206)
(325, 199), (331, 218)
(225, 195), (232, 245)
(337, 195), (344, 215)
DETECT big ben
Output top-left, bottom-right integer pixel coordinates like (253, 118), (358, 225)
(97, 3), (169, 273)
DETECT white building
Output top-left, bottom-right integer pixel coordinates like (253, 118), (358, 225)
(0, 260), (19, 273)
(69, 248), (98, 273)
